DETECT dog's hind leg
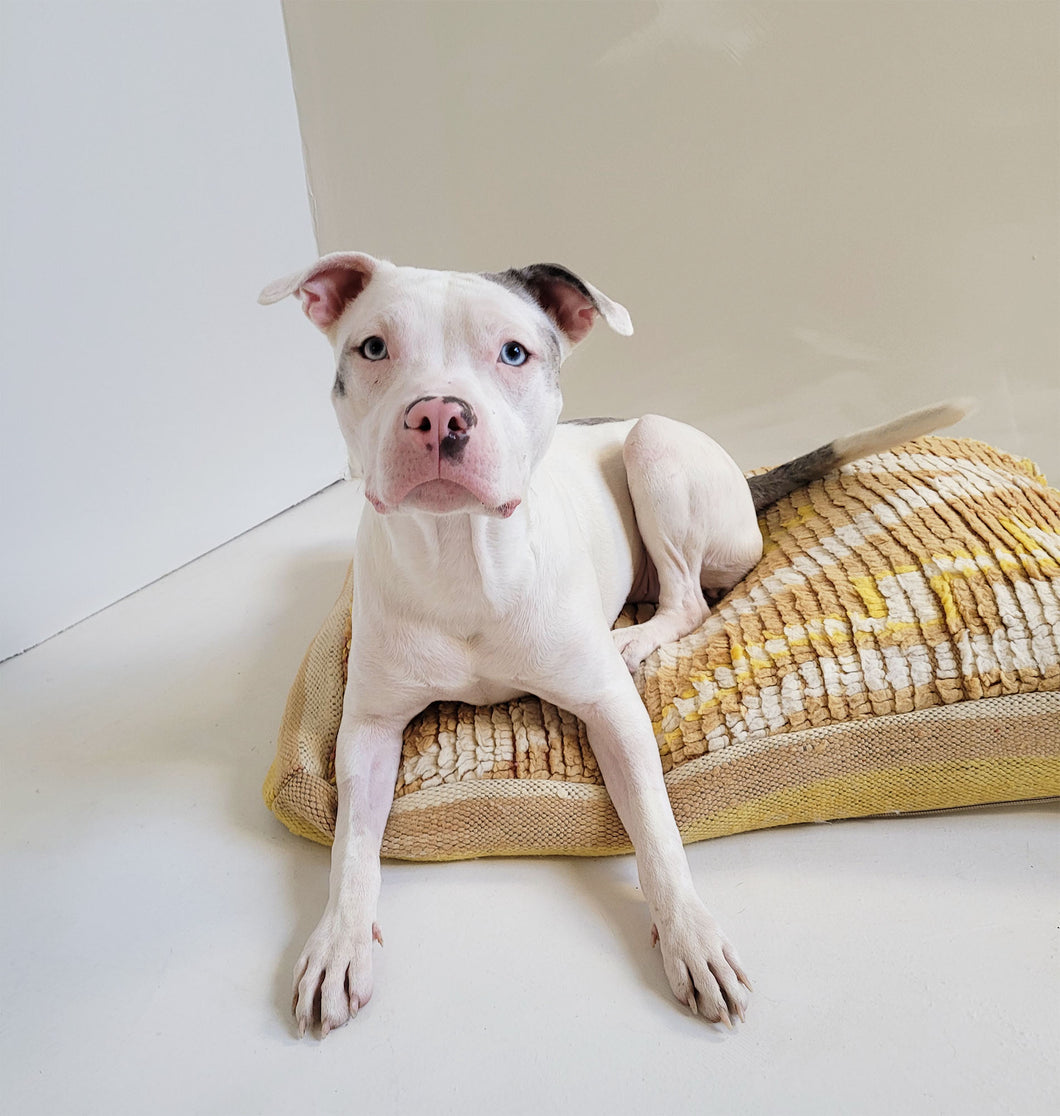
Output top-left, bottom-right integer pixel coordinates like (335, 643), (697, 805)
(614, 415), (761, 671)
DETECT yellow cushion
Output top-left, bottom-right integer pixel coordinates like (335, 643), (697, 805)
(264, 436), (1060, 857)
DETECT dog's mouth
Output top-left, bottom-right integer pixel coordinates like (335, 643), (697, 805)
(369, 479), (520, 519)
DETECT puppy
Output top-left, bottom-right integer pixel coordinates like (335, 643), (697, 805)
(261, 253), (969, 1035)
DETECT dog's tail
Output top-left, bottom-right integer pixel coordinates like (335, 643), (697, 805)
(747, 398), (977, 513)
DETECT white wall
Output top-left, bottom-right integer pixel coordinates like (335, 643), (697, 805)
(4, 1), (1056, 661)
(283, 0), (1058, 479)
(1, 1), (338, 659)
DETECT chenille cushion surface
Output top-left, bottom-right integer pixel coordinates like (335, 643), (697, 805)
(263, 437), (1060, 858)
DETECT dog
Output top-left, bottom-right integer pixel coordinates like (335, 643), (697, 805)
(260, 252), (970, 1036)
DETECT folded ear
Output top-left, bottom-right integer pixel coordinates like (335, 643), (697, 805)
(489, 263), (633, 345)
(258, 251), (379, 332)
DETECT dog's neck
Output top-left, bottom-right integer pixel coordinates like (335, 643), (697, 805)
(358, 496), (545, 622)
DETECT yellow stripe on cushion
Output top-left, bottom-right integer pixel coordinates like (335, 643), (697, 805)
(676, 756), (1060, 843)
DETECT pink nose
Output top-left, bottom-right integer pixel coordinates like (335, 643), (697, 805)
(403, 395), (476, 460)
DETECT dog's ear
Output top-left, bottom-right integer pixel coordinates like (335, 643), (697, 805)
(258, 252), (379, 332)
(489, 263), (633, 344)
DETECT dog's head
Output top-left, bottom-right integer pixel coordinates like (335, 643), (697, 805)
(259, 253), (632, 518)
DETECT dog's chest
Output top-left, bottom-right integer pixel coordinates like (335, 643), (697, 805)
(387, 617), (540, 706)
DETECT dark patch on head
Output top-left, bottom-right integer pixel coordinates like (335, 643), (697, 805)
(561, 416), (623, 425)
(485, 263), (597, 308)
(747, 444), (839, 513)
(334, 340), (363, 398)
(482, 266), (583, 372)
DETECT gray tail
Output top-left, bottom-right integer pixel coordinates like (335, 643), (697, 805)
(747, 398), (976, 514)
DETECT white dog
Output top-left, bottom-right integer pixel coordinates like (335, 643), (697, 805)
(261, 253), (968, 1036)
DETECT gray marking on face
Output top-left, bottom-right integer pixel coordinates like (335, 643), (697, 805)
(334, 340), (362, 398)
(746, 443), (839, 513)
(538, 329), (561, 374)
(561, 416), (623, 425)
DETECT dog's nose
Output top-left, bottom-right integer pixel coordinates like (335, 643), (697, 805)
(403, 396), (477, 460)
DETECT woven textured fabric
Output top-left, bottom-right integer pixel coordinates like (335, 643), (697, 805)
(263, 437), (1060, 856)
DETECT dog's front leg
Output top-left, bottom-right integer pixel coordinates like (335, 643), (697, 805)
(293, 713), (404, 1037)
(560, 675), (752, 1025)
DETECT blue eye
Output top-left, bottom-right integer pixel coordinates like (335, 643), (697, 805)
(359, 336), (388, 361)
(499, 341), (528, 366)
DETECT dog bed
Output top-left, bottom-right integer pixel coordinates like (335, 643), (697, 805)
(263, 436), (1060, 858)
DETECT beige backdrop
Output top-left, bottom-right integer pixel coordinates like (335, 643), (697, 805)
(282, 0), (1058, 476)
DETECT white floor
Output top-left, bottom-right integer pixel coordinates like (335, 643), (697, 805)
(2, 481), (1057, 1116)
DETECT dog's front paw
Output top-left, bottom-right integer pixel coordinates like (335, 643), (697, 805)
(612, 625), (654, 672)
(292, 910), (383, 1038)
(612, 612), (725, 674)
(652, 901), (752, 1027)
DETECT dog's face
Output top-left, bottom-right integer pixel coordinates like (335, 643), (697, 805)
(260, 254), (632, 518)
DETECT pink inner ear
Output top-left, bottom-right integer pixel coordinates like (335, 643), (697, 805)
(300, 265), (370, 330)
(547, 284), (597, 344)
